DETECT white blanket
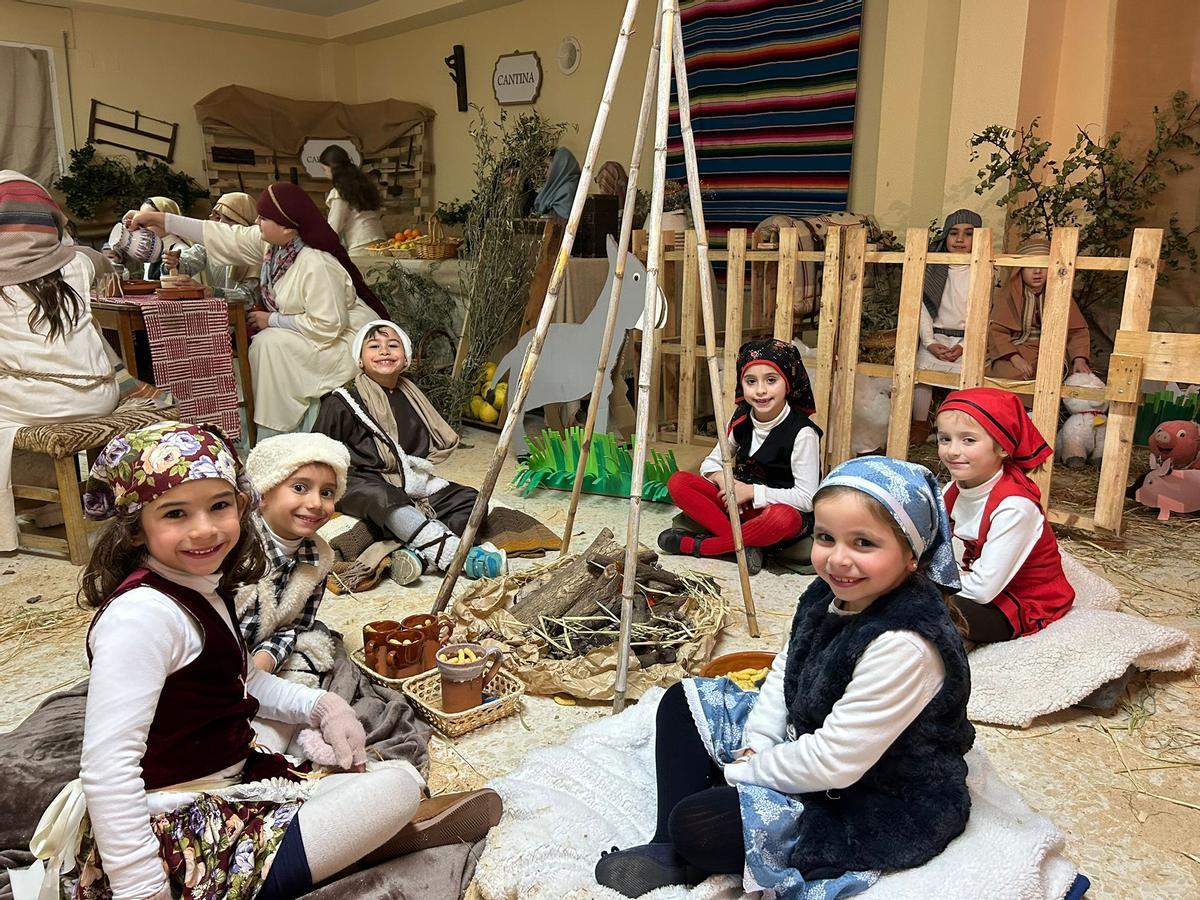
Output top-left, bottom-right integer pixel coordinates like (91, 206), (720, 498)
(967, 551), (1196, 727)
(477, 687), (1082, 900)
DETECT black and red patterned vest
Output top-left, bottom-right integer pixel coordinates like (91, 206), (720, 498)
(86, 568), (258, 790)
(944, 466), (1074, 637)
(729, 407), (819, 489)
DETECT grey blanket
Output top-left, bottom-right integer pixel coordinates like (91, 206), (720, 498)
(0, 643), (475, 900)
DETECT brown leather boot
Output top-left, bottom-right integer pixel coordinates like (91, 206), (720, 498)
(386, 788), (503, 855)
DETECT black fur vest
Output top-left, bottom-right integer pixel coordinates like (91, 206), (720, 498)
(781, 578), (974, 874)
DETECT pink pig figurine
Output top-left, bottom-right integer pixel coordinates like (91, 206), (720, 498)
(1149, 420), (1200, 470)
(1135, 460), (1200, 520)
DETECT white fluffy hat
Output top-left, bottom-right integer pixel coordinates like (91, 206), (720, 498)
(246, 432), (350, 501)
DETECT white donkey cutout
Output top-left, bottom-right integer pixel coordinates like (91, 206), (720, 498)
(491, 236), (667, 456)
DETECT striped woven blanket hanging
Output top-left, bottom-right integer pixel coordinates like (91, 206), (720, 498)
(667, 0), (862, 244)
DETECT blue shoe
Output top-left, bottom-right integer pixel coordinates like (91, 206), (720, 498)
(464, 542), (506, 580)
(389, 547), (424, 586)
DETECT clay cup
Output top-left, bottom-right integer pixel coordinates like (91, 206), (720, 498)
(363, 620), (401, 674)
(384, 628), (426, 679)
(402, 613), (454, 671)
(436, 642), (503, 713)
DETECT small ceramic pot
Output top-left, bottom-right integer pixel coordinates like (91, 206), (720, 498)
(107, 222), (163, 264)
(401, 613), (454, 671)
(363, 620), (401, 674)
(436, 642), (503, 713)
(384, 629), (426, 679)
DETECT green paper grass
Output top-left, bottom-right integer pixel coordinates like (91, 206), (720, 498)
(513, 428), (679, 502)
(1135, 389), (1200, 446)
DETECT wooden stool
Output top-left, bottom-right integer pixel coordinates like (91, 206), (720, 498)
(13, 400), (177, 565)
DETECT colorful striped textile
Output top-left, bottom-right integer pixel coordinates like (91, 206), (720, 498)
(667, 0), (862, 244)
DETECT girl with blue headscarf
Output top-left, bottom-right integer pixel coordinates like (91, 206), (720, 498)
(597, 457), (973, 898)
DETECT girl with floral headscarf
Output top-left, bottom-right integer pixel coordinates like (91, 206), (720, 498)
(20, 421), (464, 900)
(597, 457), (973, 897)
(658, 338), (821, 573)
(127, 183), (388, 435)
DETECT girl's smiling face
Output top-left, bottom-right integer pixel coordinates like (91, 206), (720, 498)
(811, 490), (916, 612)
(741, 362), (788, 421)
(360, 327), (408, 385)
(135, 479), (245, 576)
(259, 463), (338, 541)
(935, 409), (1007, 488)
(945, 223), (974, 254)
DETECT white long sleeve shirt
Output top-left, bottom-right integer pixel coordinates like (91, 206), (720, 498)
(698, 405), (820, 512)
(919, 265), (971, 348)
(80, 557), (324, 899)
(723, 603), (945, 794)
(946, 469), (1044, 604)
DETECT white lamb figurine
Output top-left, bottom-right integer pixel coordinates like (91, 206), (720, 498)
(790, 340), (892, 454)
(1056, 371), (1107, 468)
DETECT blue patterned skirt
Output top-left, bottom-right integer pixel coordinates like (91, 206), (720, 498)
(681, 677), (878, 899)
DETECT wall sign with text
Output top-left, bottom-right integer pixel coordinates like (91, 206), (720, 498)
(493, 51), (543, 106)
(300, 138), (360, 179)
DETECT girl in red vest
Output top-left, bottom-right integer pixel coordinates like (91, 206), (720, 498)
(40, 421), (449, 900)
(935, 388), (1075, 642)
(658, 339), (821, 574)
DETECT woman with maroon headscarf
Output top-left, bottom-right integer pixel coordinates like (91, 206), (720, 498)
(127, 183), (389, 437)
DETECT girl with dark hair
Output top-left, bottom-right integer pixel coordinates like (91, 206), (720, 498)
(0, 170), (118, 552)
(318, 144), (386, 252)
(126, 183), (389, 437)
(24, 420), (456, 900)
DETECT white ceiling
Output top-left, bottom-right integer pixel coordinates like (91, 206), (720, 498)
(239, 0), (377, 15)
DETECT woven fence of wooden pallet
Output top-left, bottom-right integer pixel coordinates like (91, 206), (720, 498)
(199, 122), (430, 229)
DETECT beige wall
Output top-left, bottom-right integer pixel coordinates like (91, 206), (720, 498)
(0, 0), (332, 190)
(353, 0), (656, 211)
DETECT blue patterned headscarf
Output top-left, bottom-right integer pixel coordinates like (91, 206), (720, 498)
(818, 456), (961, 592)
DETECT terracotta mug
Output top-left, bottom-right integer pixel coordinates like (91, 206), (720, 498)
(385, 628), (426, 679)
(363, 620), (401, 674)
(402, 613), (454, 671)
(436, 642), (503, 713)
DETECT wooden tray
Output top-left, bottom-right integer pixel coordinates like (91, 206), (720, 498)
(156, 286), (208, 300)
(402, 667), (525, 738)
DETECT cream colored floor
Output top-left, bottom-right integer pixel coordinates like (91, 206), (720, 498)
(1, 426), (1197, 898)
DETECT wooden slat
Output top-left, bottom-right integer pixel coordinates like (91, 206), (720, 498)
(1095, 228), (1163, 531)
(856, 361), (1121, 402)
(663, 249), (824, 263)
(884, 228), (929, 458)
(1112, 330), (1200, 383)
(1028, 227), (1080, 505)
(12, 484), (59, 502)
(827, 226), (868, 467)
(959, 227), (994, 388)
(678, 231), (699, 443)
(723, 229), (747, 409)
(865, 250), (1131, 272)
(16, 531), (68, 555)
(1046, 507), (1101, 532)
(1104, 353), (1143, 403)
(772, 228), (800, 340)
(811, 226), (843, 436)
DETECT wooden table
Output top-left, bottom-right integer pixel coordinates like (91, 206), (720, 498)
(92, 297), (256, 445)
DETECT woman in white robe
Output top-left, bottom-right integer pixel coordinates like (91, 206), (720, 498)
(0, 171), (118, 551)
(128, 182), (390, 435)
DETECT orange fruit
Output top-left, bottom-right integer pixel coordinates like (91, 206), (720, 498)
(394, 232), (405, 242)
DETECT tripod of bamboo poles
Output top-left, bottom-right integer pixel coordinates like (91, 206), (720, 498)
(432, 0), (758, 712)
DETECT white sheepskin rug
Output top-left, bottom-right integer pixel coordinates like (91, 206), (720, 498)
(966, 551), (1195, 728)
(476, 687), (1083, 900)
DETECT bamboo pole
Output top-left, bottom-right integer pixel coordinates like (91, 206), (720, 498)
(432, 0), (643, 614)
(670, 15), (759, 636)
(559, 8), (663, 556)
(614, 0), (677, 712)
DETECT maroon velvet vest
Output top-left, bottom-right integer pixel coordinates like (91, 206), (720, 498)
(86, 568), (259, 790)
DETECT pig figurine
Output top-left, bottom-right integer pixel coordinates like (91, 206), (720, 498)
(1149, 420), (1200, 470)
(1135, 460), (1200, 520)
(1056, 372), (1107, 468)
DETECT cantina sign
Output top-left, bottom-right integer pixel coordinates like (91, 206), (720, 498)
(493, 51), (543, 105)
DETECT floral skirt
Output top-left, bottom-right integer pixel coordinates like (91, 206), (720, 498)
(72, 794), (301, 900)
(682, 676), (878, 900)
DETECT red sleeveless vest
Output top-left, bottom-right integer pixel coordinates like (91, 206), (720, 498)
(944, 468), (1074, 637)
(86, 568), (259, 790)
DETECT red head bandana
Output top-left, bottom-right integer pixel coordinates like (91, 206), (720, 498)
(938, 388), (1052, 470)
(255, 182), (390, 320)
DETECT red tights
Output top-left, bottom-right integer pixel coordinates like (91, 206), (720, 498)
(666, 471), (807, 556)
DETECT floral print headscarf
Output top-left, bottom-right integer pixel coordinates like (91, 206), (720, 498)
(83, 421), (254, 520)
